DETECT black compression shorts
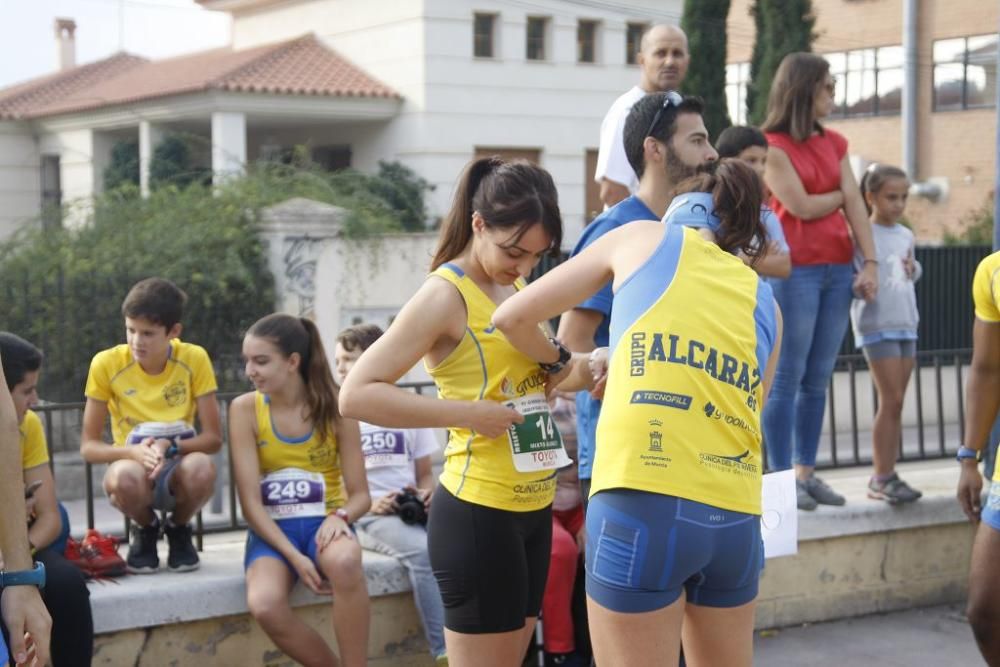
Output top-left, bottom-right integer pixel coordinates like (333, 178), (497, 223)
(427, 485), (553, 634)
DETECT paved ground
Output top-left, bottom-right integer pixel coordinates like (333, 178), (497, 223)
(754, 604), (983, 666)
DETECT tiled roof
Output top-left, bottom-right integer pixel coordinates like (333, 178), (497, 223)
(0, 53), (149, 120)
(0, 34), (398, 120)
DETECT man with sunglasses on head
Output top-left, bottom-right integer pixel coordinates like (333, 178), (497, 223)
(595, 24), (690, 209)
(558, 91), (718, 514)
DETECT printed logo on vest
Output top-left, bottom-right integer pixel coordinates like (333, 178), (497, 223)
(647, 419), (663, 452)
(630, 390), (692, 410)
(702, 401), (760, 437)
(630, 332), (647, 377)
(163, 380), (187, 407)
(500, 376), (516, 399)
(698, 449), (759, 478)
(644, 332), (761, 397)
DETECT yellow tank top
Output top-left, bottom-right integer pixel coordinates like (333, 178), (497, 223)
(592, 226), (779, 515)
(425, 264), (557, 512)
(254, 391), (345, 517)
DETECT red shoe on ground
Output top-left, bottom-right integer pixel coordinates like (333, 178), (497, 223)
(80, 529), (128, 578)
(64, 536), (93, 579)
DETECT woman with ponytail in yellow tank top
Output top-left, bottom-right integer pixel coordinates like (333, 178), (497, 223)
(495, 159), (784, 667)
(230, 314), (371, 667)
(340, 157), (583, 667)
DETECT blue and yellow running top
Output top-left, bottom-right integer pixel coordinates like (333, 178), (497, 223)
(425, 264), (557, 512)
(254, 391), (344, 517)
(592, 224), (778, 515)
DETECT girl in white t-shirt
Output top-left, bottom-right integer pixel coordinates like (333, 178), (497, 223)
(334, 324), (447, 665)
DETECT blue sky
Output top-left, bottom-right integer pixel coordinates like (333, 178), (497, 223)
(0, 0), (230, 88)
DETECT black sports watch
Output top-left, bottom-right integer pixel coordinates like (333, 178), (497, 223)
(539, 338), (572, 375)
(164, 441), (181, 460)
(0, 561), (46, 589)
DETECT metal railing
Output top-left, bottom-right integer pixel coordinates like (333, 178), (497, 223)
(815, 348), (970, 470)
(37, 355), (969, 541)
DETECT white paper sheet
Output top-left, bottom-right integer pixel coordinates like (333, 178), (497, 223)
(761, 469), (798, 558)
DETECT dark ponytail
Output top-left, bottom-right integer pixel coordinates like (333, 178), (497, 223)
(673, 159), (766, 262)
(247, 314), (340, 441)
(431, 156), (563, 270)
(860, 163), (908, 215)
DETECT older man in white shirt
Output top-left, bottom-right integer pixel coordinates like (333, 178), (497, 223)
(595, 24), (690, 208)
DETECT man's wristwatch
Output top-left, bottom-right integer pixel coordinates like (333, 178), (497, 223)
(539, 338), (571, 375)
(334, 508), (351, 524)
(0, 561), (46, 590)
(957, 446), (981, 462)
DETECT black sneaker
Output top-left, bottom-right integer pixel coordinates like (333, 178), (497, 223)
(164, 520), (200, 572)
(126, 519), (160, 574)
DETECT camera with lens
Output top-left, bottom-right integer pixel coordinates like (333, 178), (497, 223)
(395, 491), (428, 525)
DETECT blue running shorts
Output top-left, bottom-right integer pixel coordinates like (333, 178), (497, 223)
(244, 516), (326, 573)
(982, 481), (1000, 532)
(586, 488), (763, 612)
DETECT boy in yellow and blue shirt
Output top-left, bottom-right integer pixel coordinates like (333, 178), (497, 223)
(79, 278), (222, 573)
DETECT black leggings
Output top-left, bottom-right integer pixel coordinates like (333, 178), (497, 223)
(2, 549), (94, 667)
(427, 486), (552, 634)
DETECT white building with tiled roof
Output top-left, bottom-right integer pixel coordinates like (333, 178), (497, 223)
(0, 0), (681, 242)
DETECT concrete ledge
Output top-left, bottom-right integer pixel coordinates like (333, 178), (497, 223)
(90, 460), (972, 663)
(756, 459), (974, 629)
(794, 458), (967, 540)
(89, 537), (412, 634)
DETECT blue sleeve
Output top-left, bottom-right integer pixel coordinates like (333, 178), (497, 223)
(753, 279), (779, 375)
(761, 207), (789, 254)
(570, 216), (620, 316)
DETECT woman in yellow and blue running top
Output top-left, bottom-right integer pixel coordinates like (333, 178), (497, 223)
(229, 313), (371, 667)
(340, 156), (580, 667)
(495, 159), (783, 667)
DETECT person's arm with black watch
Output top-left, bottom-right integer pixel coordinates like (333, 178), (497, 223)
(957, 317), (1000, 523)
(0, 356), (51, 666)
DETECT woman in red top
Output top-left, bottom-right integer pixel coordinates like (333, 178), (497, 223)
(761, 52), (878, 510)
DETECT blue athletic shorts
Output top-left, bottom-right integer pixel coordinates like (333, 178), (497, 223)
(586, 489), (763, 612)
(152, 456), (183, 512)
(244, 516), (326, 572)
(982, 481), (1000, 532)
(0, 626), (7, 667)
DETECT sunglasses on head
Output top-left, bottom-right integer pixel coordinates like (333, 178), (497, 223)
(645, 90), (684, 138)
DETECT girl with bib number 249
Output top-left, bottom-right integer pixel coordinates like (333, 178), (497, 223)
(230, 314), (371, 667)
(340, 157), (584, 667)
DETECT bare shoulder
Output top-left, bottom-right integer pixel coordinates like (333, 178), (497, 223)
(229, 391), (256, 416)
(401, 273), (468, 338)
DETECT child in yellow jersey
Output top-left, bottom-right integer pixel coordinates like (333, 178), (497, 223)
(340, 157), (578, 667)
(494, 159), (783, 667)
(230, 313), (370, 667)
(1, 332), (93, 667)
(957, 250), (1000, 664)
(80, 278), (222, 574)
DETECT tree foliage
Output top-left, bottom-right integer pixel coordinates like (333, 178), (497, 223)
(943, 194), (995, 246)
(681, 0), (732, 141)
(149, 134), (211, 190)
(0, 158), (433, 400)
(747, 0), (816, 125)
(103, 139), (139, 191)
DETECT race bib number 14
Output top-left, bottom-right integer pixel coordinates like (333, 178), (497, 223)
(505, 394), (573, 473)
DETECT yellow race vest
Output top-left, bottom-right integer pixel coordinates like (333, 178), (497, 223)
(426, 263), (557, 512)
(253, 391), (344, 517)
(592, 225), (778, 515)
